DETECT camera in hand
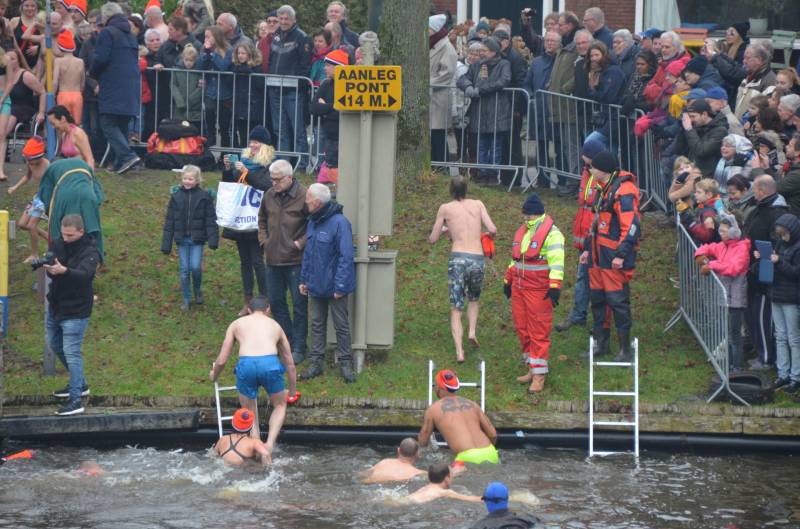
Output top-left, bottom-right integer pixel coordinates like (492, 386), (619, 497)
(30, 251), (56, 270)
(676, 171), (690, 184)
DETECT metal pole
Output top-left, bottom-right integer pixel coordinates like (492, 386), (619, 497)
(45, 0), (56, 158)
(0, 210), (7, 418)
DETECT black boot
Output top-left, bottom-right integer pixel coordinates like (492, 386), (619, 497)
(614, 329), (633, 363)
(300, 359), (324, 380)
(339, 359), (356, 384)
(594, 328), (612, 357)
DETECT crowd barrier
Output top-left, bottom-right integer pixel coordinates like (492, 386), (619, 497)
(140, 68), (320, 169)
(665, 219), (748, 406)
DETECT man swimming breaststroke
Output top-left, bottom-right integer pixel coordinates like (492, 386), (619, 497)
(362, 437), (427, 484)
(406, 462), (482, 504)
(418, 370), (499, 465)
(209, 295), (298, 464)
(214, 408), (272, 466)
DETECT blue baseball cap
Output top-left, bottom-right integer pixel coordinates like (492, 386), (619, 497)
(687, 88), (708, 101)
(482, 482), (509, 513)
(706, 86), (728, 101)
(638, 27), (662, 40)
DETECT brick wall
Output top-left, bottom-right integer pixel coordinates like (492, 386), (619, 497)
(432, 0), (457, 15)
(565, 0), (636, 32)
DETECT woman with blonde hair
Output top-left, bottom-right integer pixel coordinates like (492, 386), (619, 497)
(221, 125), (275, 315)
(231, 42), (264, 148)
(197, 24), (233, 147)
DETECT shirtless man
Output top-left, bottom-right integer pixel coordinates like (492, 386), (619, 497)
(8, 136), (49, 262)
(209, 295), (297, 464)
(362, 437), (426, 484)
(53, 30), (85, 124)
(406, 462), (481, 504)
(429, 175), (496, 363)
(213, 408), (272, 466)
(419, 370), (499, 465)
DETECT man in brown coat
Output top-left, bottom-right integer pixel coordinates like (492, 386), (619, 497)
(257, 159), (309, 364)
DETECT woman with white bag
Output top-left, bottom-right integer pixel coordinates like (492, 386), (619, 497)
(221, 126), (275, 316)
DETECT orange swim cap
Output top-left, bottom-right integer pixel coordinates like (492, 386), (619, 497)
(22, 136), (46, 161)
(435, 370), (460, 392)
(231, 408), (254, 432)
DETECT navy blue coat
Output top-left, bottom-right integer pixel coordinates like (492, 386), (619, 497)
(300, 201), (355, 298)
(593, 26), (614, 49)
(588, 64), (625, 104)
(90, 14), (140, 116)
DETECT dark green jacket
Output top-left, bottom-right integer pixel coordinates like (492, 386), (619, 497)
(776, 162), (800, 216)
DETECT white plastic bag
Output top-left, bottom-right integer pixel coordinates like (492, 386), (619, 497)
(215, 180), (263, 231)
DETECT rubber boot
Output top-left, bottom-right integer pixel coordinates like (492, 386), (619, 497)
(300, 359), (324, 380)
(613, 329), (632, 363)
(529, 374), (545, 393)
(339, 359), (356, 384)
(594, 328), (611, 357)
(238, 295), (253, 317)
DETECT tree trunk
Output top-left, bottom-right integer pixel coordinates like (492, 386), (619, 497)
(377, 0), (430, 180)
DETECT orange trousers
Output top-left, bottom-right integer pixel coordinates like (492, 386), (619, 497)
(56, 91), (83, 125)
(511, 288), (552, 374)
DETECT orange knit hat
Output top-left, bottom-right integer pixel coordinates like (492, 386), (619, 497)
(324, 49), (350, 66)
(144, 0), (161, 14)
(231, 408), (254, 432)
(68, 0), (87, 18)
(57, 30), (76, 53)
(22, 136), (46, 161)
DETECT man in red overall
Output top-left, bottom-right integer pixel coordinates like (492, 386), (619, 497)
(504, 194), (565, 393)
(579, 151), (641, 362)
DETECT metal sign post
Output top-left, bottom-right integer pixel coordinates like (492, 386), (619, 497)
(0, 211), (7, 417)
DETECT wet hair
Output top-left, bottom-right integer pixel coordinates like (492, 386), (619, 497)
(757, 107), (785, 133)
(398, 438), (419, 458)
(428, 462), (450, 484)
(450, 175), (467, 200)
(695, 178), (719, 195)
(726, 174), (750, 192)
(61, 214), (85, 231)
(249, 295), (270, 312)
(46, 105), (76, 124)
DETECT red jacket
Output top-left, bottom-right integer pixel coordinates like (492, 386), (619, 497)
(686, 196), (721, 244)
(695, 238), (751, 277)
(572, 165), (600, 250)
(588, 171), (641, 270)
(139, 57), (152, 104)
(643, 51), (690, 107)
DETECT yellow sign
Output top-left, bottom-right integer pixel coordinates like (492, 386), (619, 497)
(333, 66), (402, 112)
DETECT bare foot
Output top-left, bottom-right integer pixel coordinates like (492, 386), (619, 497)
(456, 352), (465, 363)
(468, 336), (479, 348)
(0, 174), (7, 182)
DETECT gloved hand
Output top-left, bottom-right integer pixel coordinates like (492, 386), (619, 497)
(700, 264), (711, 276)
(695, 255), (709, 266)
(503, 282), (512, 299)
(675, 199), (689, 213)
(465, 86), (479, 98)
(544, 287), (560, 307)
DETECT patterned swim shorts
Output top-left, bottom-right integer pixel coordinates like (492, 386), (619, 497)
(448, 252), (485, 310)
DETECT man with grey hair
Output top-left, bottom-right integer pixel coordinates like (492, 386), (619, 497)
(90, 2), (140, 174)
(298, 183), (356, 383)
(268, 5), (312, 172)
(778, 94), (800, 136)
(326, 1), (359, 48)
(734, 44), (776, 119)
(612, 29), (638, 86)
(216, 12), (252, 48)
(643, 30), (688, 106)
(258, 159), (309, 365)
(582, 7), (612, 48)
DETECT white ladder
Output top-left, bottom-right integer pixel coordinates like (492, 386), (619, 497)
(213, 380), (259, 439)
(588, 336), (640, 457)
(427, 360), (486, 447)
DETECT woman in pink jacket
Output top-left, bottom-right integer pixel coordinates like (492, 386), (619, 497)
(695, 212), (750, 371)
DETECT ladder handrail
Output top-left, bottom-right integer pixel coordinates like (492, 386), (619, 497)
(427, 359), (487, 448)
(214, 375), (259, 439)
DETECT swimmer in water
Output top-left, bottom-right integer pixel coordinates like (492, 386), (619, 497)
(469, 482), (542, 529)
(362, 438), (427, 484)
(406, 462), (481, 504)
(418, 369), (499, 465)
(209, 295), (297, 464)
(214, 408), (272, 466)
(76, 460), (106, 477)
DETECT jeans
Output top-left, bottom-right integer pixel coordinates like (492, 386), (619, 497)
(99, 113), (136, 170)
(309, 295), (352, 363)
(567, 260), (589, 324)
(772, 302), (800, 381)
(478, 132), (506, 180)
(178, 236), (203, 304)
(269, 88), (309, 171)
(729, 307), (745, 371)
(236, 238), (267, 297)
(266, 264), (307, 355)
(45, 312), (89, 401)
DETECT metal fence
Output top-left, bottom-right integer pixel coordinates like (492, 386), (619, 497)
(664, 220), (748, 406)
(141, 67), (319, 168)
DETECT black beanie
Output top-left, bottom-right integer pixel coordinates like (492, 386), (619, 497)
(522, 193), (545, 215)
(731, 21), (750, 40)
(591, 151), (618, 173)
(685, 55), (707, 76)
(249, 125), (272, 145)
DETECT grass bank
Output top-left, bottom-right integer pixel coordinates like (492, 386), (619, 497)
(1, 165), (788, 411)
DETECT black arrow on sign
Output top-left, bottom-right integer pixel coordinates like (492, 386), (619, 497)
(338, 96), (347, 106)
(387, 95), (396, 107)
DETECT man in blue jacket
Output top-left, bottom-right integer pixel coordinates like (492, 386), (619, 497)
(90, 2), (140, 174)
(298, 183), (356, 382)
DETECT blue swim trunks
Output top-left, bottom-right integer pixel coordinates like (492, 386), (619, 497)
(25, 193), (45, 219)
(235, 355), (286, 398)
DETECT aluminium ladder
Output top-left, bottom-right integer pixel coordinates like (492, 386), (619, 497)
(213, 379), (259, 439)
(427, 359), (486, 447)
(588, 336), (640, 457)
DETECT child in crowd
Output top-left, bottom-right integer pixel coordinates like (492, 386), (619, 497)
(742, 94), (769, 135)
(667, 156), (699, 205)
(695, 212), (750, 372)
(754, 214), (800, 393)
(310, 49), (348, 187)
(53, 30), (85, 125)
(170, 44), (203, 129)
(7, 136), (49, 263)
(230, 42), (263, 148)
(161, 165), (218, 310)
(677, 178), (723, 244)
